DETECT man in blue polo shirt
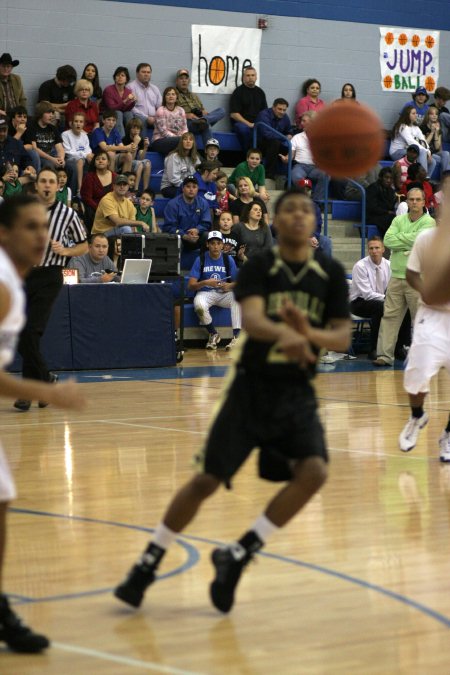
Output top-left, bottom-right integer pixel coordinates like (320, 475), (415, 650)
(162, 175), (211, 252)
(255, 98), (293, 180)
(188, 230), (241, 350)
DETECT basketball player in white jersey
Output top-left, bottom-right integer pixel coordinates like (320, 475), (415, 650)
(399, 222), (450, 460)
(0, 195), (85, 653)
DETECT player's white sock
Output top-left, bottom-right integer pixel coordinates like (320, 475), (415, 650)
(153, 522), (177, 550)
(251, 514), (280, 544)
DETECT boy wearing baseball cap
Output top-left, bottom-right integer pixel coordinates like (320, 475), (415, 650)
(187, 230), (241, 350)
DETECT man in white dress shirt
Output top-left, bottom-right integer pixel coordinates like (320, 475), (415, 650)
(349, 236), (390, 360)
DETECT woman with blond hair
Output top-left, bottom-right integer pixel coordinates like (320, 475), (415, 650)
(230, 176), (269, 225)
(160, 132), (200, 198)
(65, 79), (100, 134)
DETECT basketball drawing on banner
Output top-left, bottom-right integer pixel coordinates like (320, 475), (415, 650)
(380, 27), (439, 93)
(191, 25), (262, 95)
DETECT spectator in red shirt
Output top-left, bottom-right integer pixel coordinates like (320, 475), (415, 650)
(65, 80), (100, 135)
(295, 79), (325, 127)
(80, 149), (116, 232)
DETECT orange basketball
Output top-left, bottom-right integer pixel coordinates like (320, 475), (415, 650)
(383, 75), (393, 89)
(385, 32), (394, 45)
(209, 57), (226, 85)
(425, 76), (435, 92)
(411, 34), (420, 47)
(307, 102), (385, 179)
(425, 35), (435, 49)
(398, 33), (408, 45)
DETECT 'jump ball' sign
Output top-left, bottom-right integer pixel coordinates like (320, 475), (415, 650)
(380, 26), (439, 93)
(191, 25), (262, 95)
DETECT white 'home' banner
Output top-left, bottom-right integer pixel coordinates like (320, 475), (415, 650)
(380, 27), (439, 93)
(191, 25), (261, 94)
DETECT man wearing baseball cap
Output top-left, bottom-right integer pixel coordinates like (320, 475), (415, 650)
(175, 69), (225, 146)
(0, 53), (27, 116)
(162, 175), (211, 252)
(92, 174), (146, 236)
(296, 178), (332, 257)
(188, 230), (241, 350)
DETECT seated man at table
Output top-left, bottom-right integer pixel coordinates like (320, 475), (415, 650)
(68, 233), (119, 283)
(162, 175), (211, 252)
(92, 174), (149, 237)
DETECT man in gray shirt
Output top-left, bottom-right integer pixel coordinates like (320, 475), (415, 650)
(68, 233), (118, 283)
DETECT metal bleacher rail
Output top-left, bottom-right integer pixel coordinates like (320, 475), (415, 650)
(323, 176), (370, 258)
(252, 122), (293, 187)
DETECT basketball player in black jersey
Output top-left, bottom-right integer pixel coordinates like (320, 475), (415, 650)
(115, 189), (352, 613)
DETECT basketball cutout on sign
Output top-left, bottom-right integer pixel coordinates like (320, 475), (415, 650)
(307, 102), (385, 178)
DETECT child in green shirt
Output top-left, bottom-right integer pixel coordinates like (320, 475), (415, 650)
(55, 168), (72, 206)
(228, 148), (269, 202)
(134, 189), (159, 233)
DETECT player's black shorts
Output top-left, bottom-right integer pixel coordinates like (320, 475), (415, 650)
(196, 369), (327, 484)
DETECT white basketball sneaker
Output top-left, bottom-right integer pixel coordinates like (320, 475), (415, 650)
(399, 413), (429, 452)
(439, 431), (450, 463)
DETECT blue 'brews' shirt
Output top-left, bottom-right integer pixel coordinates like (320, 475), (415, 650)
(189, 252), (238, 292)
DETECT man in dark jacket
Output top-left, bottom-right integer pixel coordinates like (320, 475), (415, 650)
(366, 167), (398, 237)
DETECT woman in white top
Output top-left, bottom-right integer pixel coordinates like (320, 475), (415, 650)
(160, 132), (200, 198)
(390, 105), (436, 176)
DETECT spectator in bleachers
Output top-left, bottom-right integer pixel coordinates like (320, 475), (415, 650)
(217, 210), (244, 264)
(280, 111), (326, 201)
(0, 177), (4, 204)
(420, 106), (450, 175)
(340, 83), (357, 101)
(373, 188), (435, 367)
(232, 202), (273, 261)
(365, 167), (398, 238)
(392, 144), (420, 191)
(8, 106), (28, 142)
(229, 66), (267, 150)
(398, 164), (436, 215)
(92, 174), (147, 237)
(102, 67), (137, 138)
(343, 166), (380, 201)
(349, 236), (391, 360)
(296, 178), (332, 257)
(401, 86), (429, 125)
(0, 53), (27, 116)
(294, 79), (324, 127)
(55, 168), (71, 206)
(2, 162), (31, 199)
(127, 63), (162, 132)
(175, 68), (225, 146)
(194, 161), (221, 211)
(62, 112), (93, 196)
(432, 86), (450, 114)
(228, 148), (269, 202)
(161, 131), (200, 198)
(230, 176), (268, 226)
(188, 230), (240, 351)
(0, 115), (34, 175)
(135, 189), (159, 233)
(81, 63), (102, 103)
(215, 171), (236, 217)
(65, 80), (100, 134)
(389, 106), (436, 177)
(151, 87), (188, 155)
(38, 64), (76, 124)
(90, 110), (133, 172)
(26, 102), (65, 172)
(255, 98), (293, 180)
(80, 148), (116, 231)
(204, 138), (220, 162)
(68, 233), (118, 283)
(122, 117), (151, 191)
(162, 175), (211, 252)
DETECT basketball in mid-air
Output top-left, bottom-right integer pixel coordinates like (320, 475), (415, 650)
(307, 102), (385, 178)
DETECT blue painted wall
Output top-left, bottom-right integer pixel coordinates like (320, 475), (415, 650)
(1, 0), (449, 129)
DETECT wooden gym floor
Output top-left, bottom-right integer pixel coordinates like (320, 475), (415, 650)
(1, 349), (450, 674)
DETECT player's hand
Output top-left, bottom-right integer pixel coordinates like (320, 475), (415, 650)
(279, 299), (311, 339)
(277, 328), (316, 367)
(46, 379), (86, 411)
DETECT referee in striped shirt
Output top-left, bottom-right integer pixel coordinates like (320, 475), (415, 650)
(14, 168), (88, 411)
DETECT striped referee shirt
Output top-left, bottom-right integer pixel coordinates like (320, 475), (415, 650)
(40, 200), (87, 268)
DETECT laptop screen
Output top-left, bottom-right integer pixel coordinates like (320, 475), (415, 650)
(120, 259), (152, 284)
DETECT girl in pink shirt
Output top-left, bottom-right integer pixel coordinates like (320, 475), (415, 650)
(151, 87), (188, 155)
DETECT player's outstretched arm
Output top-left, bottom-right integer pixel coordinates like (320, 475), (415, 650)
(422, 182), (450, 305)
(279, 300), (351, 354)
(0, 371), (86, 411)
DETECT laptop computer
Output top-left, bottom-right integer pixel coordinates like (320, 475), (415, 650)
(120, 258), (152, 284)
